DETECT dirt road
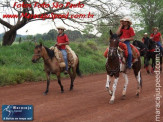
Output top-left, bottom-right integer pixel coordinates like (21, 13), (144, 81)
(0, 69), (162, 122)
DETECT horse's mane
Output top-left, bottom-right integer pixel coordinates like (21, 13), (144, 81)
(148, 39), (156, 49)
(133, 40), (144, 45)
(44, 46), (55, 59)
(110, 34), (118, 39)
(133, 40), (146, 49)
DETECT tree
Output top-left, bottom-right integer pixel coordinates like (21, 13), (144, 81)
(126, 0), (163, 33)
(96, 15), (122, 42)
(0, 0), (126, 46)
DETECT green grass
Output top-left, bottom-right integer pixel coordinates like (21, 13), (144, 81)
(0, 41), (107, 86)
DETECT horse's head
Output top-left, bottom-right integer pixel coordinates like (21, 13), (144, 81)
(148, 39), (157, 50)
(32, 43), (43, 63)
(133, 40), (141, 50)
(109, 30), (121, 57)
(133, 40), (138, 47)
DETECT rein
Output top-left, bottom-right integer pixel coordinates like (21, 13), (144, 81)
(107, 47), (120, 74)
(33, 54), (51, 61)
(108, 47), (118, 54)
(109, 47), (118, 50)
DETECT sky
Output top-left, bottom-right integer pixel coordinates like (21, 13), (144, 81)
(0, 0), (133, 35)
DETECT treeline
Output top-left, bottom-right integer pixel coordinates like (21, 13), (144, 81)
(10, 29), (97, 43)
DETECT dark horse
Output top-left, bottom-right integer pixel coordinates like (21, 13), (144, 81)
(105, 30), (142, 104)
(32, 43), (81, 95)
(133, 39), (162, 73)
(133, 40), (149, 71)
(133, 40), (148, 57)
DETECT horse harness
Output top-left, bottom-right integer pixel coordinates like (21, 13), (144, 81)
(33, 54), (51, 61)
(107, 47), (120, 76)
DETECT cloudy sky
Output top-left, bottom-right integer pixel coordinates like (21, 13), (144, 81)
(0, 0), (132, 35)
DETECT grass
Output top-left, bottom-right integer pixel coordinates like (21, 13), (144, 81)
(0, 41), (107, 86)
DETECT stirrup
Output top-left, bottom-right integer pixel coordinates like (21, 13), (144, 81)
(64, 70), (68, 75)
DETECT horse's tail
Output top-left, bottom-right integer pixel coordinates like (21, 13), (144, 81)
(76, 54), (82, 77)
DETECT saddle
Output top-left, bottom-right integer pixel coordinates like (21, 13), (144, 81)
(130, 44), (140, 60)
(49, 45), (78, 68)
(104, 44), (140, 62)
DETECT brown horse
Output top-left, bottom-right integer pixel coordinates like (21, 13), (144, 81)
(32, 43), (81, 95)
(105, 30), (142, 104)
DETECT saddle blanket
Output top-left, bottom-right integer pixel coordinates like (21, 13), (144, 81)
(49, 45), (78, 68)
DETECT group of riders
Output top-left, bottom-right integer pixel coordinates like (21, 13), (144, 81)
(55, 16), (162, 74)
(142, 27), (163, 55)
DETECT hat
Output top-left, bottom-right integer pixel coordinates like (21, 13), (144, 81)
(144, 33), (148, 35)
(153, 27), (158, 31)
(57, 26), (66, 30)
(120, 17), (132, 25)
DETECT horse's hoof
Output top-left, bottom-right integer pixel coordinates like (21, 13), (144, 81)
(70, 86), (73, 91)
(106, 87), (109, 91)
(121, 95), (126, 100)
(136, 93), (139, 97)
(109, 100), (114, 104)
(147, 70), (150, 74)
(43, 92), (47, 95)
(70, 88), (73, 91)
(61, 90), (64, 93)
(109, 90), (113, 96)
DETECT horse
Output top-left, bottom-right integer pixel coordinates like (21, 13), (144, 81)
(133, 39), (162, 73)
(133, 40), (148, 57)
(105, 30), (142, 104)
(32, 43), (81, 95)
(133, 40), (150, 72)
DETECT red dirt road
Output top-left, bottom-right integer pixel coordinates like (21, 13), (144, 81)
(0, 69), (163, 122)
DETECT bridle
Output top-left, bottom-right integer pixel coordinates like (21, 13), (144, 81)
(33, 53), (50, 61)
(107, 39), (120, 75)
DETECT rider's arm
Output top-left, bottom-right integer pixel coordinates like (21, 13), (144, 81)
(120, 27), (135, 42)
(121, 36), (134, 42)
(116, 23), (123, 35)
(58, 42), (69, 46)
(57, 34), (69, 46)
(125, 36), (134, 41)
(150, 33), (155, 40)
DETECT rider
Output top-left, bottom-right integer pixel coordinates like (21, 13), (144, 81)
(56, 26), (69, 74)
(142, 33), (150, 49)
(116, 17), (135, 70)
(150, 27), (163, 55)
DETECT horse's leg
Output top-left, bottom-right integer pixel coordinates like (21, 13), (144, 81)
(110, 77), (119, 104)
(69, 67), (76, 91)
(44, 72), (50, 95)
(144, 56), (146, 68)
(132, 58), (142, 96)
(145, 55), (150, 74)
(151, 54), (155, 73)
(57, 73), (64, 93)
(122, 73), (128, 99)
(135, 71), (142, 96)
(106, 75), (112, 95)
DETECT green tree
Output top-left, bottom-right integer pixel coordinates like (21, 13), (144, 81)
(96, 16), (121, 43)
(126, 0), (163, 33)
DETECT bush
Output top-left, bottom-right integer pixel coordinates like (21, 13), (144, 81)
(85, 40), (98, 50)
(0, 41), (106, 86)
